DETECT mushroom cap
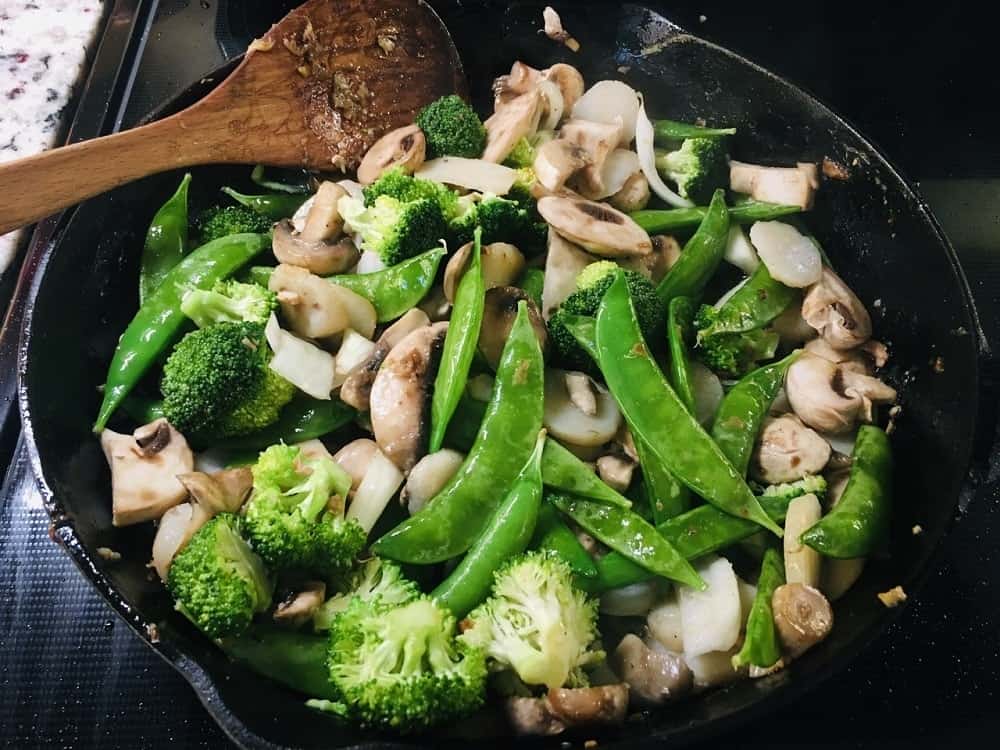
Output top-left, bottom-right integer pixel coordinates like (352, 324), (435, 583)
(272, 221), (361, 278)
(300, 181), (348, 243)
(357, 123), (426, 185)
(543, 367), (622, 448)
(611, 634), (693, 706)
(543, 64), (585, 112)
(493, 61), (543, 110)
(786, 353), (896, 434)
(620, 234), (681, 283)
(479, 286), (548, 370)
(270, 263), (376, 340)
(537, 196), (652, 257)
(333, 438), (379, 493)
(751, 414), (832, 484)
(801, 267), (873, 350)
(443, 241), (526, 303)
(533, 138), (592, 193)
(607, 171), (651, 213)
(560, 118), (621, 197)
(545, 684), (630, 726)
(771, 583), (833, 657)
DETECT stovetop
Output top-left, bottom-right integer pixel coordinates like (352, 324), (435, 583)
(2, 1), (998, 748)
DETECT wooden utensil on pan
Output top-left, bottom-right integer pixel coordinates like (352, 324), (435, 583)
(0, 0), (464, 235)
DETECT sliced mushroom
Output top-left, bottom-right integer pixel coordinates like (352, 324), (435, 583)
(544, 367), (622, 447)
(565, 371), (598, 416)
(771, 583), (833, 658)
(301, 181), (348, 243)
(273, 581), (327, 627)
(786, 353), (897, 434)
(611, 634), (693, 706)
(493, 61), (543, 110)
(783, 494), (823, 588)
(333, 438), (379, 494)
(546, 685), (629, 726)
(400, 449), (465, 515)
(608, 172), (650, 213)
(538, 196), (652, 258)
(272, 222), (360, 276)
(801, 268), (872, 350)
(560, 118), (621, 197)
(479, 287), (548, 370)
(542, 6), (580, 51)
(596, 454), (636, 493)
(101, 419), (193, 527)
(369, 322), (449, 471)
(620, 234), (681, 283)
(443, 242), (526, 303)
(339, 309), (430, 411)
(177, 467), (253, 516)
(269, 263), (376, 339)
(505, 697), (566, 736)
(533, 138), (592, 193)
(357, 124), (425, 185)
(483, 88), (543, 163)
(541, 228), (594, 319)
(543, 63), (585, 112)
(729, 160), (819, 210)
(750, 414), (832, 484)
(804, 337), (877, 375)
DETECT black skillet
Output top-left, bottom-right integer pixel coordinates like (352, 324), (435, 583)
(16, 1), (984, 747)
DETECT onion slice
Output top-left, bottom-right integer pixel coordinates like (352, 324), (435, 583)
(537, 79), (565, 131)
(151, 503), (194, 581)
(346, 447), (404, 533)
(572, 80), (640, 147)
(723, 224), (760, 274)
(416, 157), (516, 195)
(265, 314), (336, 400)
(636, 96), (693, 208)
(588, 149), (641, 200)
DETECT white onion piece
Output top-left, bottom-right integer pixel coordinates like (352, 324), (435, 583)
(355, 250), (386, 275)
(346, 446), (404, 533)
(537, 79), (565, 131)
(265, 314), (336, 400)
(690, 361), (724, 428)
(647, 595), (684, 652)
(636, 96), (693, 208)
(333, 439), (378, 493)
(678, 555), (741, 657)
(590, 149), (641, 200)
(724, 225), (760, 274)
(749, 221), (823, 288)
(686, 647), (743, 688)
(600, 581), (659, 616)
(416, 157), (516, 195)
(336, 179), (364, 201)
(572, 80), (640, 147)
(151, 503), (194, 581)
(291, 196), (314, 234)
(333, 329), (376, 389)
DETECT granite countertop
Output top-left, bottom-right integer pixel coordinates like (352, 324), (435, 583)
(0, 0), (106, 275)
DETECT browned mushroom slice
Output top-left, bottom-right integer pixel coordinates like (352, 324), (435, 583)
(357, 124), (426, 185)
(273, 581), (327, 627)
(479, 287), (548, 370)
(301, 181), (348, 242)
(483, 88), (543, 163)
(537, 196), (652, 257)
(533, 138), (591, 193)
(771, 583), (833, 658)
(750, 414), (832, 484)
(620, 234), (680, 283)
(801, 267), (873, 350)
(272, 220), (360, 276)
(546, 684), (630, 726)
(560, 118), (621, 196)
(543, 63), (585, 111)
(443, 242), (526, 303)
(493, 61), (543, 110)
(369, 322), (449, 471)
(607, 171), (650, 213)
(611, 634), (693, 706)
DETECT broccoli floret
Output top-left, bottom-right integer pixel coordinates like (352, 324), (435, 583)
(196, 205), (272, 244)
(242, 444), (365, 578)
(339, 193), (447, 266)
(760, 474), (828, 518)
(321, 596), (487, 731)
(361, 167), (461, 219)
(460, 551), (603, 690)
(167, 513), (273, 638)
(313, 557), (418, 631)
(694, 304), (780, 377)
(502, 131), (554, 169)
(549, 264), (665, 369)
(416, 94), (486, 159)
(180, 279), (278, 328)
(655, 137), (729, 204)
(448, 194), (547, 254)
(161, 321), (295, 442)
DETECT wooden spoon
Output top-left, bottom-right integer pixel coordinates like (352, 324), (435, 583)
(0, 0), (464, 235)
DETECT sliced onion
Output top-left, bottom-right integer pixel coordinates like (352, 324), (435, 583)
(537, 79), (565, 131)
(723, 224), (760, 274)
(333, 329), (376, 389)
(355, 250), (385, 275)
(636, 96), (693, 208)
(151, 503), (194, 581)
(336, 179), (364, 201)
(291, 196), (314, 234)
(346, 446), (404, 533)
(690, 361), (724, 427)
(572, 80), (640, 147)
(749, 221), (823, 288)
(600, 580), (659, 616)
(589, 149), (640, 200)
(265, 314), (336, 400)
(416, 157), (516, 195)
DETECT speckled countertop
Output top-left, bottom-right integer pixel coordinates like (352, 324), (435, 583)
(0, 0), (105, 274)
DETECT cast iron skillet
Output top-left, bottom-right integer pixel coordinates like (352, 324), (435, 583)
(17, 1), (983, 747)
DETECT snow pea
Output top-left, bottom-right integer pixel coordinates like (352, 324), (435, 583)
(433, 431), (546, 617)
(372, 301), (544, 564)
(541, 438), (631, 509)
(243, 265), (273, 288)
(429, 230), (484, 452)
(551, 494), (704, 589)
(632, 199), (800, 235)
(801, 426), (892, 558)
(732, 547), (785, 669)
(595, 272), (782, 536)
(327, 246), (446, 323)
(250, 164), (311, 194)
(93, 233), (270, 432)
(667, 296), (697, 415)
(221, 187), (308, 220)
(653, 119), (736, 141)
(140, 173), (191, 305)
(531, 500), (598, 579)
(656, 190), (731, 305)
(697, 264), (797, 341)
(517, 267), (545, 310)
(220, 625), (339, 700)
(711, 351), (801, 476)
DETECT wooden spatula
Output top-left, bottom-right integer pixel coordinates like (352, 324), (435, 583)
(0, 0), (464, 235)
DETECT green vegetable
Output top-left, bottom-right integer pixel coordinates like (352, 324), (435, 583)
(250, 164), (311, 194)
(761, 475), (828, 513)
(180, 279), (278, 328)
(373, 302), (544, 564)
(161, 321), (295, 443)
(656, 189), (730, 305)
(631, 199), (801, 235)
(667, 296), (697, 415)
(448, 194), (547, 254)
(653, 119), (736, 140)
(541, 438), (631, 509)
(361, 167), (461, 217)
(242, 444), (365, 577)
(313, 557), (418, 631)
(195, 205), (272, 243)
(220, 625), (340, 700)
(517, 267), (545, 309)
(732, 548), (785, 669)
(531, 501), (598, 579)
(339, 193), (447, 266)
(695, 322), (779, 378)
(460, 551), (602, 689)
(323, 595), (487, 731)
(550, 494), (704, 589)
(595, 271), (782, 536)
(140, 173), (190, 305)
(416, 94), (487, 158)
(93, 233), (270, 432)
(441, 392), (488, 452)
(167, 513), (272, 638)
(326, 245), (445, 322)
(710, 351), (801, 476)
(220, 186), (308, 220)
(433, 430), (546, 617)
(430, 228), (485, 453)
(801, 426), (892, 558)
(655, 138), (729, 204)
(120, 394), (165, 425)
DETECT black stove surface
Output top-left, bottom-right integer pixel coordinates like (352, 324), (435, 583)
(2, 1), (998, 747)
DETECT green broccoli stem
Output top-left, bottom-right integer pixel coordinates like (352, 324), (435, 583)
(654, 119), (736, 141)
(631, 200), (801, 234)
(220, 626), (340, 700)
